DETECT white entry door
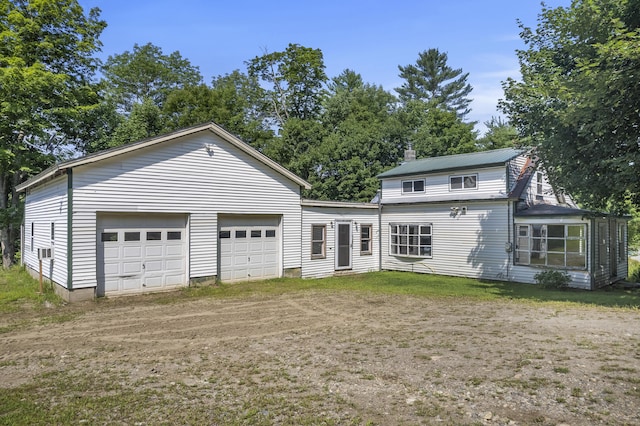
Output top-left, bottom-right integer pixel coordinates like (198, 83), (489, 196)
(219, 215), (281, 282)
(335, 222), (352, 270)
(97, 213), (187, 296)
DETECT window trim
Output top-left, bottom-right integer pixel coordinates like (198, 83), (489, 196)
(360, 224), (373, 256)
(449, 174), (478, 191)
(617, 223), (626, 263)
(515, 223), (587, 270)
(311, 224), (326, 259)
(401, 179), (425, 194)
(389, 223), (433, 258)
(30, 222), (34, 252)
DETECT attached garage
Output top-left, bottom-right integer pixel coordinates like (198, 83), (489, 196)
(219, 215), (281, 282)
(97, 213), (188, 296)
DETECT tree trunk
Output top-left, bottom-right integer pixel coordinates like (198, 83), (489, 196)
(0, 173), (13, 268)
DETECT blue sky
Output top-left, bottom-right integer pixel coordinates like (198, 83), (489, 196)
(78, 0), (569, 134)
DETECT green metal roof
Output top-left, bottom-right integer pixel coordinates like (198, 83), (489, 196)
(377, 147), (527, 179)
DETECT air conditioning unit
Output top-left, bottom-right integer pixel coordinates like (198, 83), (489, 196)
(38, 247), (53, 260)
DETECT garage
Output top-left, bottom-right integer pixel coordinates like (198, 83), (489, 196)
(219, 215), (281, 282)
(97, 213), (188, 296)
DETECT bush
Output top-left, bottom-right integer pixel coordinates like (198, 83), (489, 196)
(629, 258), (640, 283)
(534, 270), (571, 289)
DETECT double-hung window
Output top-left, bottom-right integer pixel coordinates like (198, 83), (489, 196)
(390, 224), (432, 257)
(360, 224), (372, 255)
(450, 174), (477, 190)
(311, 224), (326, 259)
(402, 179), (425, 194)
(515, 224), (586, 269)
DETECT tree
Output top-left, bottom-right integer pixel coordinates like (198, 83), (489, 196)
(106, 98), (163, 148)
(247, 43), (327, 127)
(476, 117), (519, 151)
(396, 48), (473, 118)
(162, 71), (274, 151)
(307, 70), (403, 201)
(0, 0), (105, 267)
(398, 100), (477, 158)
(500, 0), (640, 212)
(101, 42), (202, 114)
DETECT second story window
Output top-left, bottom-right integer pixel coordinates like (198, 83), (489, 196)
(402, 179), (425, 194)
(450, 174), (477, 190)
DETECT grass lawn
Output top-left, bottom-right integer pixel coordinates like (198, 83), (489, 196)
(1, 266), (639, 313)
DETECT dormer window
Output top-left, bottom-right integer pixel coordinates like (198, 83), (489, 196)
(402, 179), (425, 194)
(450, 174), (477, 190)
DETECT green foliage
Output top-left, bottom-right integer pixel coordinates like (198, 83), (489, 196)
(0, 0), (105, 266)
(106, 98), (164, 148)
(305, 69), (403, 201)
(400, 100), (478, 158)
(247, 43), (327, 126)
(101, 42), (202, 114)
(534, 270), (572, 289)
(628, 258), (640, 283)
(396, 48), (473, 118)
(500, 0), (640, 213)
(628, 209), (640, 251)
(476, 117), (521, 151)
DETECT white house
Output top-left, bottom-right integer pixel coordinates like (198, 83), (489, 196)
(377, 147), (628, 289)
(17, 124), (628, 301)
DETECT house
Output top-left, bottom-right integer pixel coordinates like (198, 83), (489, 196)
(17, 124), (627, 301)
(377, 147), (628, 289)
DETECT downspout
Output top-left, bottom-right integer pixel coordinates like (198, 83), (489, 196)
(377, 188), (382, 272)
(506, 162), (511, 280)
(66, 169), (73, 290)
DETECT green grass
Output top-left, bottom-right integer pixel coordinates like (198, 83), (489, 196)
(2, 266), (639, 314)
(175, 270), (640, 309)
(0, 266), (61, 313)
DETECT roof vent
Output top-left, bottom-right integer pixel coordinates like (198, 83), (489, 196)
(404, 143), (416, 162)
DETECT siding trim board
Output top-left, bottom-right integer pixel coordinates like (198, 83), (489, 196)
(67, 169), (73, 290)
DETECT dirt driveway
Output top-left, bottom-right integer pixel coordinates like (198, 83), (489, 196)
(1, 291), (639, 425)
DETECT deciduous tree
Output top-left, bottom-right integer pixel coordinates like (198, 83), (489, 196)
(500, 0), (640, 212)
(0, 0), (105, 266)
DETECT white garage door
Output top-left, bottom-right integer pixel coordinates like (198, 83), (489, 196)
(219, 216), (280, 282)
(97, 214), (187, 296)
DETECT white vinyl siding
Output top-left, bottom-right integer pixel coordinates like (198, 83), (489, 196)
(22, 175), (68, 287)
(301, 206), (379, 278)
(381, 201), (511, 280)
(70, 131), (302, 289)
(381, 166), (508, 202)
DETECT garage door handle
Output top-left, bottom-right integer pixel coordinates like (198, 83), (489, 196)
(118, 275), (136, 278)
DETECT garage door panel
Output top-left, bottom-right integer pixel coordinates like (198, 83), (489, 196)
(219, 217), (281, 283)
(97, 214), (187, 296)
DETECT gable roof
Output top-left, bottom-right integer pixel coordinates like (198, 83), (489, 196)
(16, 122), (311, 192)
(377, 147), (527, 179)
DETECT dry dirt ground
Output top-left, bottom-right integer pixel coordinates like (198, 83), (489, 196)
(1, 291), (640, 425)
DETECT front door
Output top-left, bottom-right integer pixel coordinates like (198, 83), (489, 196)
(335, 222), (352, 270)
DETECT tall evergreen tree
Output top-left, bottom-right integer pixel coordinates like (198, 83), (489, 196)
(396, 48), (473, 118)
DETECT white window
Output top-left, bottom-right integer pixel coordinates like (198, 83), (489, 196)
(536, 172), (543, 196)
(311, 224), (326, 259)
(450, 174), (477, 190)
(30, 222), (34, 252)
(360, 224), (372, 255)
(515, 224), (586, 269)
(618, 223), (626, 263)
(390, 224), (432, 258)
(402, 179), (425, 193)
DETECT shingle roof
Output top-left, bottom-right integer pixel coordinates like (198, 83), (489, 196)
(377, 147), (527, 179)
(515, 204), (593, 217)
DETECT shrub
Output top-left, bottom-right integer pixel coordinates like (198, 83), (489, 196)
(534, 270), (571, 289)
(629, 258), (640, 283)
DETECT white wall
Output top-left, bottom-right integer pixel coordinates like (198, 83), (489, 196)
(302, 206), (379, 278)
(70, 131), (302, 289)
(381, 201), (512, 281)
(381, 165), (509, 203)
(23, 175), (68, 287)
